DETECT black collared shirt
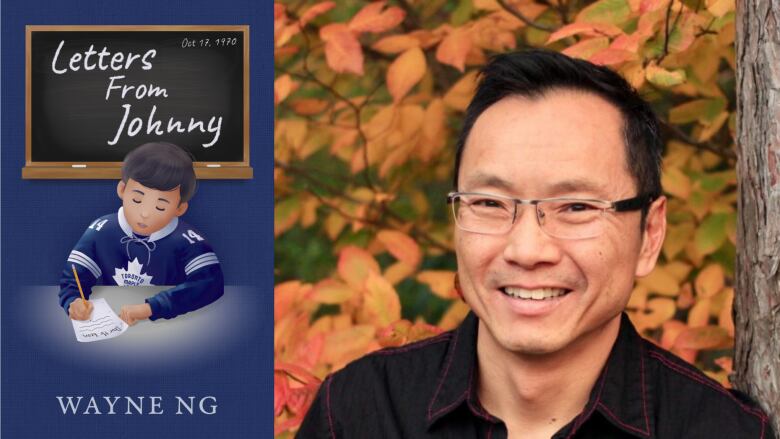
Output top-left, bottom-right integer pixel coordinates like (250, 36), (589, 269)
(297, 312), (774, 438)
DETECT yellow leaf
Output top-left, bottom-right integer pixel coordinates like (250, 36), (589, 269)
(337, 246), (380, 290)
(688, 297), (711, 327)
(372, 34), (421, 54)
(695, 264), (725, 298)
(645, 63), (686, 87)
(387, 47), (427, 103)
(576, 0), (632, 25)
(349, 1), (406, 34)
(320, 23), (364, 75)
(417, 270), (458, 299)
(436, 27), (472, 72)
(377, 230), (422, 268)
(311, 279), (355, 304)
(627, 284), (649, 310)
(274, 196), (301, 237)
(620, 61), (646, 89)
(633, 297), (676, 331)
(718, 288), (735, 337)
(662, 167), (692, 199)
(443, 70), (478, 111)
(364, 271), (402, 327)
(696, 111), (729, 142)
(638, 265), (680, 296)
(384, 261), (415, 285)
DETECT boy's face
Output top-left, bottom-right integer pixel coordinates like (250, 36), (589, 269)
(117, 178), (188, 235)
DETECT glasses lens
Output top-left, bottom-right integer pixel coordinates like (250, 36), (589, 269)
(538, 199), (607, 239)
(452, 194), (513, 234)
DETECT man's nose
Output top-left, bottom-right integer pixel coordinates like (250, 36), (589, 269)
(501, 204), (562, 268)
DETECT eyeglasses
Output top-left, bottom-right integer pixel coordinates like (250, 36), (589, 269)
(447, 191), (653, 240)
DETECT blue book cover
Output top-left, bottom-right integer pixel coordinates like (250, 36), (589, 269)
(1, 1), (272, 437)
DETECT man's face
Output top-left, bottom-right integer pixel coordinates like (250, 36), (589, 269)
(117, 178), (188, 235)
(455, 89), (665, 357)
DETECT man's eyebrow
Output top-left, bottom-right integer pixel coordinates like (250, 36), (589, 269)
(132, 189), (145, 195)
(462, 173), (608, 196)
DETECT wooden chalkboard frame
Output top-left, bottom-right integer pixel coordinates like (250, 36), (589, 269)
(24, 25), (252, 179)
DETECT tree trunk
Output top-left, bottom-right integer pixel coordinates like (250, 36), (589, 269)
(734, 0), (780, 435)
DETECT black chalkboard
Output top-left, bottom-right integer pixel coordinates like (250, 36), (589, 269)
(25, 26), (251, 179)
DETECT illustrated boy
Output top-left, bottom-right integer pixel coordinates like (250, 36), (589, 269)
(59, 142), (224, 325)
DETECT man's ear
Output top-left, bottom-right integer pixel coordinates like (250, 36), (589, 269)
(175, 201), (188, 217)
(117, 181), (126, 200)
(635, 196), (667, 277)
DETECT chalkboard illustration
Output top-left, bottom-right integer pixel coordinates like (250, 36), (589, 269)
(25, 26), (251, 179)
(59, 142), (225, 332)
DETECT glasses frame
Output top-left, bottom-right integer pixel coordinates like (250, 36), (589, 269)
(446, 191), (654, 238)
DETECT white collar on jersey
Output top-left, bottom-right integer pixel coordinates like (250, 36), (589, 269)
(117, 207), (178, 243)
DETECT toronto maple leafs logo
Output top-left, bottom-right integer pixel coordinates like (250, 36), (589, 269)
(113, 258), (153, 286)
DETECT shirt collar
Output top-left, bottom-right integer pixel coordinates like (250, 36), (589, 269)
(426, 312), (653, 437)
(117, 207), (178, 242)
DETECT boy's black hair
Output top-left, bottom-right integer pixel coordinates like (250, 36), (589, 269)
(454, 49), (663, 221)
(121, 142), (197, 204)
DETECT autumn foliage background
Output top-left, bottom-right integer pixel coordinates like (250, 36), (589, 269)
(274, 0), (739, 435)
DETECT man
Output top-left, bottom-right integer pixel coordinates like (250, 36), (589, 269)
(297, 50), (773, 438)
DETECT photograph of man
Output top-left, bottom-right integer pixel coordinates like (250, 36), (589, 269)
(296, 50), (773, 438)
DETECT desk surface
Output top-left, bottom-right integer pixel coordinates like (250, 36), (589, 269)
(23, 285), (257, 372)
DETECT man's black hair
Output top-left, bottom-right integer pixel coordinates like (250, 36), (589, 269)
(454, 49), (663, 222)
(121, 142), (197, 204)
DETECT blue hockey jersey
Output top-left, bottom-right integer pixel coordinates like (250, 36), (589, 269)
(59, 207), (224, 320)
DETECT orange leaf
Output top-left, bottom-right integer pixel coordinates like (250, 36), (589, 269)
(387, 47), (427, 103)
(371, 34), (421, 54)
(274, 371), (289, 416)
(419, 98), (447, 162)
(417, 270), (458, 299)
(694, 264), (725, 298)
(436, 27), (472, 72)
(321, 325), (376, 365)
(687, 297), (711, 327)
(659, 320), (687, 349)
(674, 326), (731, 350)
(274, 280), (302, 321)
(274, 74), (297, 105)
(320, 23), (364, 75)
(290, 98), (329, 115)
(718, 288), (735, 337)
(561, 37), (610, 60)
(311, 279), (356, 304)
(376, 230), (422, 268)
(588, 48), (637, 66)
(377, 319), (413, 347)
(299, 1), (336, 27)
(348, 1), (406, 34)
(633, 297), (676, 331)
(364, 271), (402, 327)
(443, 70), (478, 111)
(337, 245), (380, 290)
(439, 300), (471, 330)
(547, 22), (623, 44)
(638, 265), (680, 296)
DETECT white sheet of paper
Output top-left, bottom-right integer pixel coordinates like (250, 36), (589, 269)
(71, 298), (129, 342)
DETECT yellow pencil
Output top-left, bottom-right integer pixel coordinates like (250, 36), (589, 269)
(71, 264), (87, 303)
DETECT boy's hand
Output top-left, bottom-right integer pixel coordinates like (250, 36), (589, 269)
(119, 303), (153, 326)
(69, 298), (93, 320)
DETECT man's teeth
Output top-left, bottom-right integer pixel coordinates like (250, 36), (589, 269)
(502, 287), (568, 300)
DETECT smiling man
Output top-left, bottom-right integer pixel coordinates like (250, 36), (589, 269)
(59, 142), (224, 326)
(297, 50), (773, 438)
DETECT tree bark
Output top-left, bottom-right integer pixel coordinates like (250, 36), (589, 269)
(735, 0), (780, 435)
